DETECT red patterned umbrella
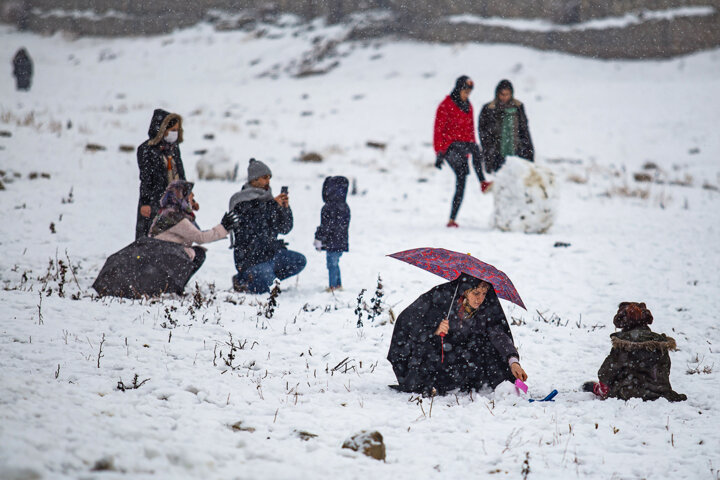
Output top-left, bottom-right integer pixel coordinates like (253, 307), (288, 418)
(388, 247), (526, 310)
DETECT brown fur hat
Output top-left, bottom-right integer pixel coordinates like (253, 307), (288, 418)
(613, 302), (653, 330)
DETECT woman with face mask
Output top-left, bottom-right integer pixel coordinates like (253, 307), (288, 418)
(135, 109), (188, 239)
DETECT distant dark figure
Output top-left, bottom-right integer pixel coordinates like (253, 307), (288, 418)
(433, 76), (491, 228)
(314, 176), (351, 291)
(136, 109), (187, 239)
(12, 47), (33, 91)
(584, 302), (687, 402)
(478, 79), (534, 173)
(388, 275), (527, 396)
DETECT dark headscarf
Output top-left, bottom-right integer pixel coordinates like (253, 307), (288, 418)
(450, 75), (474, 113)
(149, 180), (195, 236)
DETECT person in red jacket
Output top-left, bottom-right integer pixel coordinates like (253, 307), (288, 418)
(434, 76), (491, 228)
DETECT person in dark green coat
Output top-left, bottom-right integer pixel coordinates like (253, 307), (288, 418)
(478, 79), (534, 173)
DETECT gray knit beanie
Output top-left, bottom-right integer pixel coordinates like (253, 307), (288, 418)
(247, 158), (272, 182)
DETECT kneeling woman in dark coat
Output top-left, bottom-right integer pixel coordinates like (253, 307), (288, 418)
(388, 274), (527, 395)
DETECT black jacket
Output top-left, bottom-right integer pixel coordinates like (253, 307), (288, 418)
(93, 237), (197, 298)
(137, 109), (185, 207)
(12, 48), (33, 90)
(136, 109), (185, 239)
(478, 98), (534, 171)
(231, 191), (294, 272)
(388, 275), (518, 394)
(315, 176), (350, 252)
(598, 326), (686, 402)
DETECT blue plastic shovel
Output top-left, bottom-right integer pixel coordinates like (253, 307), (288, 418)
(528, 389), (558, 403)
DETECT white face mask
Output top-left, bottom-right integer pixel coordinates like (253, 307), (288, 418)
(164, 130), (178, 143)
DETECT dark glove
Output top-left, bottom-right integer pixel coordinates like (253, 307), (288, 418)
(221, 211), (240, 230)
(435, 152), (444, 169)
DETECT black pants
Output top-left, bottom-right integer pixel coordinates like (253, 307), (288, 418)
(444, 142), (485, 220)
(135, 204), (158, 240)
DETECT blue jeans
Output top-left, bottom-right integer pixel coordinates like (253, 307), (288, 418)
(326, 251), (343, 288)
(237, 250), (306, 294)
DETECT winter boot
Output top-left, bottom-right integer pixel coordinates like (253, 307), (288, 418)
(446, 219), (459, 228)
(481, 181), (493, 193)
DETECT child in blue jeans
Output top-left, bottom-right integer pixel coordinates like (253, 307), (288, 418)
(314, 176), (350, 291)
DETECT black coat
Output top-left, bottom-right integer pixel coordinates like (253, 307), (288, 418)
(478, 98), (534, 172)
(12, 48), (33, 90)
(231, 195), (294, 272)
(315, 176), (350, 252)
(598, 326), (686, 402)
(135, 109), (185, 239)
(388, 275), (518, 394)
(92, 237), (197, 298)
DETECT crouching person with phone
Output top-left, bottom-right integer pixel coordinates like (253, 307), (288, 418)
(228, 158), (306, 293)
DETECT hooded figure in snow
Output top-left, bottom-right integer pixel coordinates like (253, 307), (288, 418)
(388, 274), (527, 395)
(314, 176), (350, 291)
(136, 108), (186, 239)
(586, 302), (687, 402)
(478, 79), (534, 173)
(94, 181), (237, 299)
(12, 47), (33, 91)
(149, 180), (237, 270)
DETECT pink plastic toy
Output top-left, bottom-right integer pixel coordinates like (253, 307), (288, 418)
(515, 379), (528, 393)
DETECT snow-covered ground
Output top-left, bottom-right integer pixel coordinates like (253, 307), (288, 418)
(1, 18), (719, 480)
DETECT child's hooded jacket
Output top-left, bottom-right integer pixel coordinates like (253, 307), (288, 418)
(315, 176), (350, 252)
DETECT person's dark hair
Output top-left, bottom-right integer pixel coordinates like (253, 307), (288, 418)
(613, 302), (653, 330)
(495, 79), (514, 98)
(465, 280), (491, 294)
(453, 75), (474, 93)
(167, 118), (178, 128)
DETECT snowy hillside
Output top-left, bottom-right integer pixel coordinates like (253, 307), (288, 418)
(1, 18), (719, 480)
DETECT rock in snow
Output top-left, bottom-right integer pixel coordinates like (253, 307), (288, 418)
(492, 156), (558, 234)
(342, 430), (386, 461)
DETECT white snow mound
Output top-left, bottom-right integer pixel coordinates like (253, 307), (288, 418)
(196, 147), (239, 181)
(492, 157), (558, 233)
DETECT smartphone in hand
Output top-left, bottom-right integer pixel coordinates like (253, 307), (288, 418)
(280, 186), (289, 194)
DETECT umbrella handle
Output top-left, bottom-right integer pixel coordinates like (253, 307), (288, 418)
(439, 333), (445, 363)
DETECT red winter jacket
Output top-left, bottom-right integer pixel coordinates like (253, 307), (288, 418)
(433, 96), (476, 154)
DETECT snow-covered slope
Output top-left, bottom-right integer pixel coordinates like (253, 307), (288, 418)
(1, 20), (719, 480)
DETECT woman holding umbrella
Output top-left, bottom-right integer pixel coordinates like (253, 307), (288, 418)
(387, 249), (527, 395)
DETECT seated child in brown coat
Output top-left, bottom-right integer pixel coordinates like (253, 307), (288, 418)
(584, 302), (686, 402)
